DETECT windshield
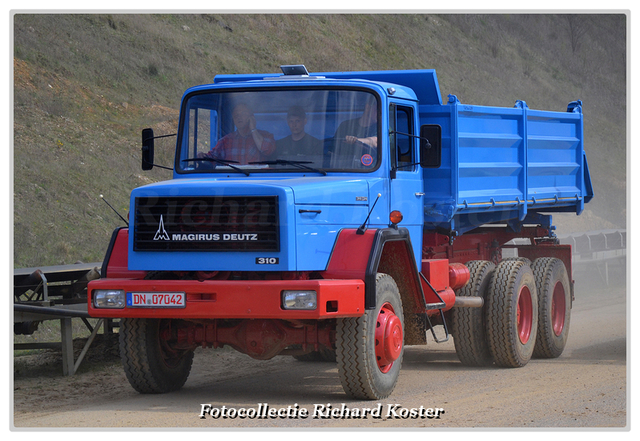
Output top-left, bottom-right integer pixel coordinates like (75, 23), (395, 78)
(176, 88), (380, 174)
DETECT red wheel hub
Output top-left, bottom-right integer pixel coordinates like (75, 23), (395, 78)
(374, 302), (403, 373)
(516, 286), (533, 344)
(551, 281), (566, 336)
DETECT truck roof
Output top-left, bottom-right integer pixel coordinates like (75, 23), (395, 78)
(213, 69), (443, 106)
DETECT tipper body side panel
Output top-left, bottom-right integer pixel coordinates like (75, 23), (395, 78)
(420, 95), (591, 235)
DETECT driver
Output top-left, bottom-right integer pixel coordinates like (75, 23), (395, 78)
(200, 103), (275, 164)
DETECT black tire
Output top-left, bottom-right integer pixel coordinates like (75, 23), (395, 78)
(320, 347), (337, 362)
(486, 260), (538, 367)
(336, 273), (404, 399)
(531, 257), (572, 358)
(119, 318), (194, 394)
(452, 260), (496, 366)
(293, 349), (323, 362)
(293, 346), (337, 362)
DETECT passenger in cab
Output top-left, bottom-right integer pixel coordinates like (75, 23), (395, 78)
(275, 106), (323, 158)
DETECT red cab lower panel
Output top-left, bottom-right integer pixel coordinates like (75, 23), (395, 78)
(88, 278), (364, 320)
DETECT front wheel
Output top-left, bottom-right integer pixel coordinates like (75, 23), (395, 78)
(119, 318), (194, 394)
(336, 273), (404, 399)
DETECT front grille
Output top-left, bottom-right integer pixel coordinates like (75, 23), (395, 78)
(133, 196), (279, 252)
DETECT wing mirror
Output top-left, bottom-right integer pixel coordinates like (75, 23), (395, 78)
(141, 128), (155, 170)
(420, 124), (441, 168)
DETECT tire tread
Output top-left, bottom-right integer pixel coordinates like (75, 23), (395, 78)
(486, 260), (538, 367)
(119, 318), (193, 394)
(452, 260), (495, 366)
(336, 273), (403, 400)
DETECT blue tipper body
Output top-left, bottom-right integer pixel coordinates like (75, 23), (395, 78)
(127, 69), (593, 272)
(421, 93), (592, 234)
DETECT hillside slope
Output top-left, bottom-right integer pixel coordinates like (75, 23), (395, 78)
(13, 13), (627, 267)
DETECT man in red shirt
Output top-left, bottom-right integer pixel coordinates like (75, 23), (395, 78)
(201, 103), (275, 164)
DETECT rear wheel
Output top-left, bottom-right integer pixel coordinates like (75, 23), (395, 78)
(336, 273), (404, 399)
(486, 260), (538, 367)
(452, 260), (495, 366)
(119, 318), (194, 394)
(531, 257), (572, 358)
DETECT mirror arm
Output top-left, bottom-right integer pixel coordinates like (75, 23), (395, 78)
(388, 130), (432, 147)
(145, 162), (174, 171)
(146, 133), (177, 141)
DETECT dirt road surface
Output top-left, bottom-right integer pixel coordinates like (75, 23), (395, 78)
(12, 278), (627, 429)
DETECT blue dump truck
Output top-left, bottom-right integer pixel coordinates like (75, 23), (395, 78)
(88, 66), (593, 399)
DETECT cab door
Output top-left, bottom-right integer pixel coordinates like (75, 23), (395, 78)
(389, 102), (424, 264)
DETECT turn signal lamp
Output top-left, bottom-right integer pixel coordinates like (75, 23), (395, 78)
(389, 210), (403, 226)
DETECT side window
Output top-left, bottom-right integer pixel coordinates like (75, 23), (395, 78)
(187, 107), (218, 158)
(389, 104), (415, 171)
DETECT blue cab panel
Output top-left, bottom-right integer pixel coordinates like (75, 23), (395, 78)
(127, 177), (371, 272)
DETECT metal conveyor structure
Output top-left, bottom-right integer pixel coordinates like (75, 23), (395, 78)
(13, 262), (112, 376)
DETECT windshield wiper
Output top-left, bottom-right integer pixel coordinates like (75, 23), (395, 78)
(182, 157), (250, 176)
(249, 159), (327, 176)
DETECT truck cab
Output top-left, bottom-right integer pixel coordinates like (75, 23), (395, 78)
(132, 69), (436, 273)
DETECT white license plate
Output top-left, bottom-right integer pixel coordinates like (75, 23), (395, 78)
(126, 292), (186, 308)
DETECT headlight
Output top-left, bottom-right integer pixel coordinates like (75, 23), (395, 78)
(282, 290), (317, 310)
(93, 289), (126, 308)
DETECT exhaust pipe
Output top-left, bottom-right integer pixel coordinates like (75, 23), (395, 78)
(453, 296), (484, 308)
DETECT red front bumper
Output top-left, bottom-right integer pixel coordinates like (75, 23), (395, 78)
(88, 278), (365, 320)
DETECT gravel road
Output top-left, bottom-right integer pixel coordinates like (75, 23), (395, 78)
(12, 277), (627, 429)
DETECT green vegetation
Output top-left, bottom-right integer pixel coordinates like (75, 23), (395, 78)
(13, 13), (626, 267)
